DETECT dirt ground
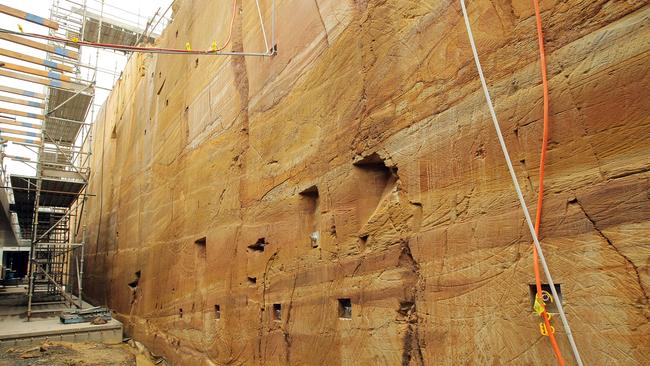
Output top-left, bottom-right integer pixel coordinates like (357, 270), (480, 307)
(0, 341), (157, 366)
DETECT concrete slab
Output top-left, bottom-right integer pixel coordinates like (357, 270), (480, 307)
(0, 286), (123, 347)
(0, 315), (123, 347)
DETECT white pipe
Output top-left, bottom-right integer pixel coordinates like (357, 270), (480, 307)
(255, 0), (270, 53)
(459, 1), (584, 365)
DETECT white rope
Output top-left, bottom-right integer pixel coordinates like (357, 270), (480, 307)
(255, 0), (270, 53)
(459, 1), (584, 365)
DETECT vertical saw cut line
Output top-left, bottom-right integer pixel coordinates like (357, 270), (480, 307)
(458, 1), (585, 365)
(530, 0), (565, 364)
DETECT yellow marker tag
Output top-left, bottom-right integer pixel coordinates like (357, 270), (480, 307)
(17, 24), (24, 33)
(211, 40), (217, 52)
(539, 322), (555, 336)
(71, 37), (79, 43)
(533, 297), (545, 316)
(185, 42), (192, 51)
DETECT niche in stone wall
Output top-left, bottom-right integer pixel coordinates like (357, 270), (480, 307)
(300, 185), (320, 248)
(353, 153), (397, 227)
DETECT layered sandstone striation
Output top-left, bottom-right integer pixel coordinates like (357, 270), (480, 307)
(81, 0), (650, 364)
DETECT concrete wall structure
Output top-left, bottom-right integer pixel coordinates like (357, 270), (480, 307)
(81, 1), (650, 365)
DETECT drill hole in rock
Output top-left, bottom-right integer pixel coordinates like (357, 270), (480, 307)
(214, 304), (221, 320)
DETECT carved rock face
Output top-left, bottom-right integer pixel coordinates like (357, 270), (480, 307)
(82, 1), (650, 365)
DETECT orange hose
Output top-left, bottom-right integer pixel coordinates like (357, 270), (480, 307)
(531, 1), (565, 365)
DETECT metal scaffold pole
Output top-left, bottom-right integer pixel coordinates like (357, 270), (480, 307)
(3, 0), (171, 319)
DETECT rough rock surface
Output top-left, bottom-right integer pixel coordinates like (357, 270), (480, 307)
(81, 0), (650, 365)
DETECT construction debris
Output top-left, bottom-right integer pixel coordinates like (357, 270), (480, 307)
(0, 341), (138, 366)
(59, 306), (112, 324)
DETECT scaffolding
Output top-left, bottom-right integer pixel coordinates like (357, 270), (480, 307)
(0, 1), (168, 319)
(1, 0), (274, 318)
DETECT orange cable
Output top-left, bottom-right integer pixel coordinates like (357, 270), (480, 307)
(531, 1), (565, 365)
(214, 0), (238, 52)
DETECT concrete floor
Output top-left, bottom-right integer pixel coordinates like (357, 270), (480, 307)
(0, 285), (123, 347)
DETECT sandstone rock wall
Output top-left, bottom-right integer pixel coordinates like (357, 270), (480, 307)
(81, 0), (650, 364)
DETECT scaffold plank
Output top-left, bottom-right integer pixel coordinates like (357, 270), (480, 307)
(1, 61), (71, 82)
(0, 135), (40, 145)
(0, 33), (78, 60)
(0, 48), (74, 73)
(0, 117), (42, 129)
(0, 107), (45, 120)
(0, 69), (86, 92)
(0, 85), (45, 99)
(0, 4), (59, 30)
(0, 94), (45, 109)
(1, 126), (41, 138)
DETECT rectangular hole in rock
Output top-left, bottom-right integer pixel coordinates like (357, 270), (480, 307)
(338, 298), (352, 319)
(214, 304), (221, 320)
(195, 237), (206, 245)
(179, 308), (183, 318)
(248, 238), (267, 252)
(529, 283), (562, 313)
(273, 303), (282, 321)
(247, 276), (257, 285)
